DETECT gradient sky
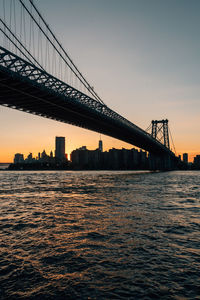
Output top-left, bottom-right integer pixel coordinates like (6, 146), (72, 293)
(1, 0), (200, 162)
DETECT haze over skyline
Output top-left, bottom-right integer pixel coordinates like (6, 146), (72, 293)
(1, 0), (200, 162)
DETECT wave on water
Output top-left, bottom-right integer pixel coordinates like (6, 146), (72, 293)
(0, 170), (200, 299)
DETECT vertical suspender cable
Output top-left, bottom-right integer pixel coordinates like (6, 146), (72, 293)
(28, 0), (105, 104)
(169, 127), (177, 155)
(19, 0), (100, 101)
(0, 18), (45, 70)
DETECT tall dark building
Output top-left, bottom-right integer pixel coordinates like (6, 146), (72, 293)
(99, 140), (103, 152)
(183, 153), (188, 164)
(55, 136), (66, 161)
(193, 155), (200, 169)
(14, 153), (24, 164)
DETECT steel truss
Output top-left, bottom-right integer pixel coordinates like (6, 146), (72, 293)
(0, 46), (174, 156)
(151, 119), (170, 149)
(0, 46), (137, 127)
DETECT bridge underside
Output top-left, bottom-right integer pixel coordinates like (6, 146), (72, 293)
(0, 48), (174, 157)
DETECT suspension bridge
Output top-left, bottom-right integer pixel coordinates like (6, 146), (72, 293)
(0, 0), (177, 169)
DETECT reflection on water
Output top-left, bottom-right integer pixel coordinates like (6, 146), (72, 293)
(0, 170), (199, 299)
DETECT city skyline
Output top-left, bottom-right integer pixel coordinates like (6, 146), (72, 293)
(1, 0), (200, 162)
(10, 136), (196, 165)
(9, 135), (200, 170)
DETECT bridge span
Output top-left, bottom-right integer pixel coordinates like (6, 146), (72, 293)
(0, 47), (175, 161)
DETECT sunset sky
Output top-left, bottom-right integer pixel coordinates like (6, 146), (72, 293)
(1, 0), (200, 162)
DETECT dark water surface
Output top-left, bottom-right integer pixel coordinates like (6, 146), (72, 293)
(0, 170), (200, 299)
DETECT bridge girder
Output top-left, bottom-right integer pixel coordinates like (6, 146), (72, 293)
(0, 46), (175, 157)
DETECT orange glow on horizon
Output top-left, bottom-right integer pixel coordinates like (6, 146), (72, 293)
(1, 137), (199, 163)
(0, 138), (135, 163)
(0, 109), (199, 164)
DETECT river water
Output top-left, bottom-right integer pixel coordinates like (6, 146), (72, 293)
(0, 170), (199, 299)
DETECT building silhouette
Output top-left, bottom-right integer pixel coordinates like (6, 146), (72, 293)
(70, 145), (149, 170)
(193, 155), (200, 169)
(55, 136), (66, 161)
(11, 136), (68, 169)
(99, 140), (103, 152)
(12, 136), (195, 171)
(14, 153), (24, 164)
(183, 153), (188, 164)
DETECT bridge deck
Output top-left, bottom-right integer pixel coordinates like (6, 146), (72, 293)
(0, 47), (174, 156)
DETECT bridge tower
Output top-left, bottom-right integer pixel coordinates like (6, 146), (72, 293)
(147, 119), (175, 170)
(151, 119), (170, 149)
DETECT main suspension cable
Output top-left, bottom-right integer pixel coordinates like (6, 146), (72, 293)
(17, 0), (105, 104)
(0, 18), (45, 70)
(19, 0), (99, 102)
(28, 0), (105, 105)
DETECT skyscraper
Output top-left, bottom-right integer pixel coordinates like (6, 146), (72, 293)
(183, 153), (188, 164)
(55, 136), (66, 161)
(99, 139), (103, 152)
(14, 153), (24, 164)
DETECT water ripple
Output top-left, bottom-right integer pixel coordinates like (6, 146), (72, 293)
(0, 170), (200, 299)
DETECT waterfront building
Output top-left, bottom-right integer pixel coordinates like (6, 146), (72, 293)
(70, 145), (150, 170)
(14, 153), (24, 164)
(41, 150), (47, 159)
(183, 153), (188, 164)
(55, 136), (66, 161)
(107, 148), (121, 169)
(99, 140), (103, 152)
(88, 149), (101, 169)
(139, 150), (148, 169)
(27, 153), (33, 163)
(193, 155), (200, 169)
(71, 146), (102, 169)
